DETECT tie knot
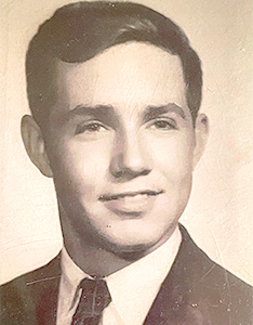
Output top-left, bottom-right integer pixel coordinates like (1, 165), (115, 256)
(73, 278), (111, 322)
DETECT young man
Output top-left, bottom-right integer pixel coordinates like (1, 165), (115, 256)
(0, 2), (252, 325)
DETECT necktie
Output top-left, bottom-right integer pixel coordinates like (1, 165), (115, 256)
(71, 278), (111, 325)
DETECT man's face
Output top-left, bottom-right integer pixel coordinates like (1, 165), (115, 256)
(42, 42), (200, 254)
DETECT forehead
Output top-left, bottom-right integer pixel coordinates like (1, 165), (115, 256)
(55, 42), (187, 112)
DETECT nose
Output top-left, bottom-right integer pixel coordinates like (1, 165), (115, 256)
(110, 129), (151, 181)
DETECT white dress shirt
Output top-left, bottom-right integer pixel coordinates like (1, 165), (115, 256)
(56, 226), (181, 325)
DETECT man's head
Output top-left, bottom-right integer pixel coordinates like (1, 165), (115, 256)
(22, 2), (208, 264)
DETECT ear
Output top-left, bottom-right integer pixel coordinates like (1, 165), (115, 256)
(21, 115), (53, 177)
(193, 113), (209, 168)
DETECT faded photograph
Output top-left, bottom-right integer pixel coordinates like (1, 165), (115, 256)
(0, 1), (252, 324)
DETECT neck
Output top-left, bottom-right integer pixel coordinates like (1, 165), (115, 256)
(63, 233), (134, 278)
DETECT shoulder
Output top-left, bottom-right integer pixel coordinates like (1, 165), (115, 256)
(0, 252), (61, 295)
(173, 225), (253, 323)
(146, 225), (253, 325)
(0, 253), (61, 325)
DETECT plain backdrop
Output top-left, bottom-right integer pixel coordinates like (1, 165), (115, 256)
(0, 0), (252, 286)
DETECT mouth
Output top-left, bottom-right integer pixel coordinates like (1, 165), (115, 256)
(99, 190), (163, 201)
(99, 190), (163, 216)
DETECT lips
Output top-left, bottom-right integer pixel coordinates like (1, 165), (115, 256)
(99, 190), (163, 216)
(99, 190), (163, 201)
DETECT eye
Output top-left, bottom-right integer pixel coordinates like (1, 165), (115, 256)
(75, 122), (108, 135)
(149, 118), (177, 130)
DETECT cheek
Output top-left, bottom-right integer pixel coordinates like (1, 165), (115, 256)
(49, 140), (112, 193)
(148, 133), (195, 177)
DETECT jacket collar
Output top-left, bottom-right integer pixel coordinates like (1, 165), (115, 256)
(144, 224), (209, 325)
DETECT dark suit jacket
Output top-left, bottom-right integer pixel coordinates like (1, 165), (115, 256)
(1, 225), (252, 325)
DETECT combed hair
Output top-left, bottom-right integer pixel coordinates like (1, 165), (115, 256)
(26, 1), (202, 128)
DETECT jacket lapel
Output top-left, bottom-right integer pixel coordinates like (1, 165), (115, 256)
(144, 225), (208, 325)
(31, 253), (61, 325)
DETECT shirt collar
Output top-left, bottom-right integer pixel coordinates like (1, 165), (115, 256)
(61, 225), (181, 324)
(106, 226), (181, 324)
(61, 246), (90, 289)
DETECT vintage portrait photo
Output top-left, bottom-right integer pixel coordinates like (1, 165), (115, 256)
(1, 1), (252, 324)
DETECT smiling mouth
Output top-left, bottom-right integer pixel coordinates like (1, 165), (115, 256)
(99, 190), (163, 201)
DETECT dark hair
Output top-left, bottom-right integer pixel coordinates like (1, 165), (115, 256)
(26, 1), (202, 128)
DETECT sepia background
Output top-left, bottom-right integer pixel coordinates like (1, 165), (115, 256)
(0, 0), (252, 285)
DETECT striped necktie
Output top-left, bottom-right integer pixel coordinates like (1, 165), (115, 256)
(71, 278), (111, 325)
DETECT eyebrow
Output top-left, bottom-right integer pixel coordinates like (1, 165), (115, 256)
(67, 104), (118, 125)
(69, 104), (114, 117)
(143, 103), (186, 122)
(67, 102), (185, 125)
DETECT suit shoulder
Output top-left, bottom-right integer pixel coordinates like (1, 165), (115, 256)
(0, 253), (61, 325)
(1, 252), (61, 288)
(178, 226), (253, 323)
(187, 236), (253, 298)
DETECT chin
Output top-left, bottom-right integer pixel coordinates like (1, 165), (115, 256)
(97, 225), (171, 260)
(103, 239), (157, 261)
